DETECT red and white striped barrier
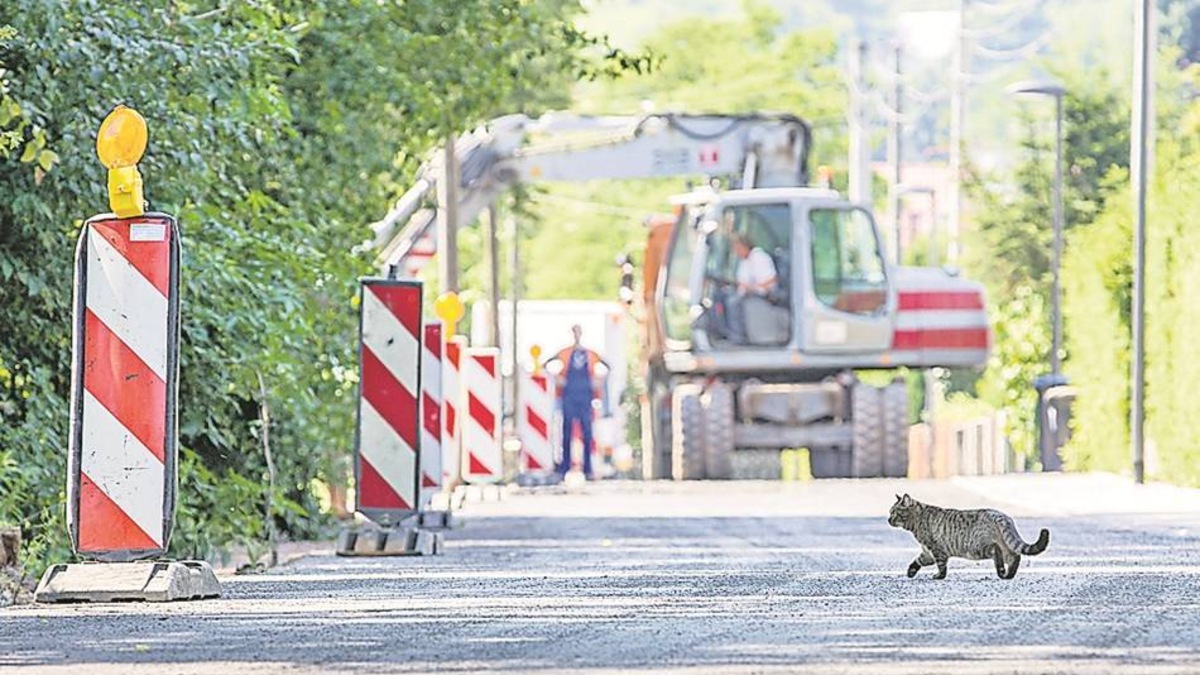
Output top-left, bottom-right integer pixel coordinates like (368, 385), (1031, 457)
(462, 347), (502, 484)
(442, 336), (467, 486)
(356, 279), (422, 523)
(68, 214), (180, 561)
(518, 372), (556, 473)
(419, 322), (444, 507)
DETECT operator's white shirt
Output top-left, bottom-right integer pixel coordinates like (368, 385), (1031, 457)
(736, 247), (777, 293)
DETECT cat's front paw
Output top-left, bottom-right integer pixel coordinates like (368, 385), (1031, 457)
(906, 563), (920, 578)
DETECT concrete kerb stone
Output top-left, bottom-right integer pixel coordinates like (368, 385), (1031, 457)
(34, 561), (221, 604)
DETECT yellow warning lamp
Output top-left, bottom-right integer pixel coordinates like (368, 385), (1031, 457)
(530, 345), (543, 375)
(434, 292), (465, 339)
(96, 105), (148, 218)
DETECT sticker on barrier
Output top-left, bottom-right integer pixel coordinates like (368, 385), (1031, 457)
(355, 279), (423, 523)
(462, 347), (502, 484)
(443, 335), (467, 486)
(519, 371), (556, 473)
(68, 213), (181, 562)
(420, 322), (444, 506)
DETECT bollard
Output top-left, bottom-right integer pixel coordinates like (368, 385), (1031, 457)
(36, 106), (219, 603)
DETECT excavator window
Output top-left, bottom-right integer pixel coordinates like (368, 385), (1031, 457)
(703, 203), (793, 347)
(809, 208), (887, 315)
(661, 206), (699, 343)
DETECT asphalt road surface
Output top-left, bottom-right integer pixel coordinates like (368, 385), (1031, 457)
(4, 473), (1200, 674)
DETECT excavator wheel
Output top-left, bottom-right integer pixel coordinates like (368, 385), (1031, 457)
(851, 383), (885, 478)
(671, 384), (707, 480)
(881, 379), (910, 478)
(703, 382), (734, 480)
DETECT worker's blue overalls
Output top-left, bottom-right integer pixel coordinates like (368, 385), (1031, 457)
(559, 347), (596, 477)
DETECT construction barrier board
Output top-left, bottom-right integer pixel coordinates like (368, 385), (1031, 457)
(67, 213), (180, 562)
(419, 321), (444, 507)
(462, 346), (502, 484)
(355, 278), (423, 524)
(519, 371), (556, 473)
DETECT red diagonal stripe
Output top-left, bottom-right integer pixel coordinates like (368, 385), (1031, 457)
(469, 392), (495, 433)
(447, 340), (461, 367)
(898, 291), (984, 311)
(532, 374), (548, 393)
(445, 401), (458, 438)
(361, 345), (418, 450)
(422, 473), (439, 488)
(77, 472), (159, 552)
(90, 218), (171, 297)
(526, 406), (547, 439)
(82, 309), (166, 463)
(472, 353), (496, 378)
(367, 284), (421, 341)
(358, 456), (410, 510)
(524, 451), (544, 472)
(469, 452), (494, 476)
(423, 392), (440, 438)
(893, 328), (990, 350)
(424, 324), (442, 359)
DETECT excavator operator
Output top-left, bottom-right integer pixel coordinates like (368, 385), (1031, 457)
(724, 231), (778, 343)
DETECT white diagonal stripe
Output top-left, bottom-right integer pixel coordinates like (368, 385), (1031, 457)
(79, 391), (165, 545)
(361, 288), (419, 396)
(86, 231), (169, 380)
(360, 397), (417, 508)
(895, 309), (989, 331)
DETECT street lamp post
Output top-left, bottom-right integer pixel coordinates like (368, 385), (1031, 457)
(1009, 80), (1066, 377)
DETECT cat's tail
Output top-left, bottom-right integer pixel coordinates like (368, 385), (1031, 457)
(1022, 528), (1050, 555)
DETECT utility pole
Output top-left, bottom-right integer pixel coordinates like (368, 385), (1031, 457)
(437, 135), (459, 294)
(486, 203), (501, 348)
(888, 44), (904, 265)
(1131, 0), (1155, 484)
(948, 0), (969, 266)
(848, 40), (872, 206)
(508, 215), (522, 419)
(1051, 92), (1064, 376)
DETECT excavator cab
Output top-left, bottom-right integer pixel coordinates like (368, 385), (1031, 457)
(659, 187), (894, 364)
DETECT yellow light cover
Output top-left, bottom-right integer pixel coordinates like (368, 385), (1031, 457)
(434, 292), (465, 338)
(96, 105), (148, 169)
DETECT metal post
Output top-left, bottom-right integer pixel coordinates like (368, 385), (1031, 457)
(437, 136), (460, 293)
(1051, 93), (1064, 376)
(508, 215), (522, 419)
(848, 40), (871, 206)
(486, 204), (501, 348)
(1131, 0), (1153, 484)
(948, 0), (969, 265)
(888, 44), (904, 265)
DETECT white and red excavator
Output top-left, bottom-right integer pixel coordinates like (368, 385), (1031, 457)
(371, 112), (990, 480)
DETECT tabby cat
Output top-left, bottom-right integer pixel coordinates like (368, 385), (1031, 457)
(888, 494), (1049, 580)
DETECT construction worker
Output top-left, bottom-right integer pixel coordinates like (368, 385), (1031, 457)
(725, 231), (778, 343)
(546, 325), (608, 480)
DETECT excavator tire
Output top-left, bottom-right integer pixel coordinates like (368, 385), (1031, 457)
(672, 384), (707, 480)
(851, 383), (885, 478)
(703, 383), (734, 480)
(882, 379), (910, 478)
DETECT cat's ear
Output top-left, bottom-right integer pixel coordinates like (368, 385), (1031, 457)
(900, 494), (913, 505)
(895, 494), (901, 501)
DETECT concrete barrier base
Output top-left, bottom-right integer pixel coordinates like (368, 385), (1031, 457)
(335, 527), (442, 557)
(416, 510), (460, 531)
(35, 561), (221, 603)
